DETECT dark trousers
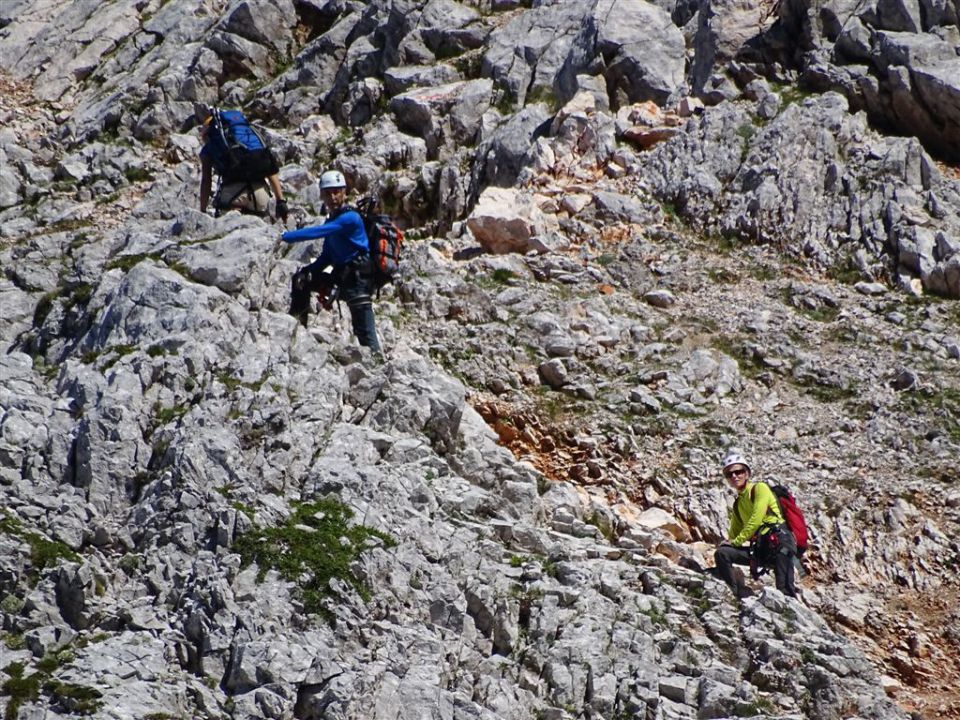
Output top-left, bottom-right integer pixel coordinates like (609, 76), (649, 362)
(340, 270), (381, 353)
(715, 530), (797, 598)
(289, 258), (381, 354)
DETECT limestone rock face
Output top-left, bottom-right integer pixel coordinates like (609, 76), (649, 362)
(777, 0), (960, 161)
(0, 1), (958, 718)
(483, 0), (686, 107)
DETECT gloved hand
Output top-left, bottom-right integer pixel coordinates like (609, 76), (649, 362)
(275, 199), (289, 222)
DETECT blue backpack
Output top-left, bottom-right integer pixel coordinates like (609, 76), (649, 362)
(205, 109), (278, 183)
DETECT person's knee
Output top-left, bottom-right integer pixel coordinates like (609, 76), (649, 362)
(715, 546), (734, 566)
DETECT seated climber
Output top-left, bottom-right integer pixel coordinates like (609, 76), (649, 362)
(713, 452), (798, 599)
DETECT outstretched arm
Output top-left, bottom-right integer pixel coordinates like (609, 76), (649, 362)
(281, 212), (353, 243)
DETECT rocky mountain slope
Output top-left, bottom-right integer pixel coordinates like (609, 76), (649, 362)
(1, 1), (958, 719)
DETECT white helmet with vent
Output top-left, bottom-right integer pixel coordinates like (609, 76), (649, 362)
(319, 170), (346, 189)
(721, 452), (751, 474)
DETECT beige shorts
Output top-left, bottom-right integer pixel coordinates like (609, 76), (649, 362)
(216, 180), (271, 214)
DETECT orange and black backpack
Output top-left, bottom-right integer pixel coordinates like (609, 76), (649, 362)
(357, 195), (403, 291)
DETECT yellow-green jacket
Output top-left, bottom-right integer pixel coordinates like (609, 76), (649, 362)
(728, 481), (785, 546)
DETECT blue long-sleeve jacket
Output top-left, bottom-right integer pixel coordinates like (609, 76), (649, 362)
(281, 208), (369, 268)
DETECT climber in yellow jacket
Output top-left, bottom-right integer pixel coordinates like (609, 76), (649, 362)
(714, 452), (798, 599)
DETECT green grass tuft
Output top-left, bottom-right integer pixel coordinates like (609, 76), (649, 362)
(0, 512), (81, 571)
(234, 499), (396, 617)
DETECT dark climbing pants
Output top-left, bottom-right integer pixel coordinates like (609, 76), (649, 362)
(289, 256), (380, 354)
(714, 528), (797, 598)
(340, 269), (381, 354)
(289, 267), (336, 325)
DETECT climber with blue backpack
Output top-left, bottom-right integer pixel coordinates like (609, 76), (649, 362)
(198, 108), (288, 221)
(280, 170), (381, 353)
(713, 452), (802, 599)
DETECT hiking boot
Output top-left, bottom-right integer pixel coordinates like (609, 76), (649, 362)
(678, 557), (704, 573)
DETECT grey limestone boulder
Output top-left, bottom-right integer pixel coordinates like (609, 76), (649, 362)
(0, 149), (23, 208)
(479, 103), (554, 188)
(643, 92), (960, 297)
(691, 0), (778, 94)
(383, 63), (462, 96)
(165, 224), (277, 295)
(594, 0), (687, 107)
(390, 79), (494, 159)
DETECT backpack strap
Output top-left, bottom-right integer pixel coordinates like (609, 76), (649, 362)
(732, 483), (755, 526)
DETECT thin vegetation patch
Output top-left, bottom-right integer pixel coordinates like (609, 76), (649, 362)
(234, 499), (396, 618)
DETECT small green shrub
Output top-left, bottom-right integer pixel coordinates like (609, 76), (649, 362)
(118, 554), (141, 574)
(48, 218), (94, 233)
(33, 291), (59, 327)
(797, 379), (858, 403)
(44, 680), (102, 713)
(106, 253), (159, 272)
(640, 604), (667, 627)
(777, 84), (814, 109)
(0, 513), (80, 571)
(493, 89), (517, 116)
(95, 191), (121, 206)
(124, 167), (155, 183)
(736, 696), (777, 716)
(99, 343), (138, 371)
(64, 283), (93, 311)
(3, 647), (102, 719)
(234, 499), (396, 616)
(3, 633), (26, 650)
(154, 404), (188, 424)
(2, 661), (42, 720)
(452, 49), (483, 79)
(526, 85), (562, 111)
(736, 123), (756, 141)
(216, 371), (265, 393)
(231, 502), (255, 520)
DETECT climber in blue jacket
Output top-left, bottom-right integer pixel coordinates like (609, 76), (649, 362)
(282, 170), (381, 353)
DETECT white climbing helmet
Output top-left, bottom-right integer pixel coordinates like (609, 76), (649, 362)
(319, 170), (347, 189)
(721, 452), (751, 474)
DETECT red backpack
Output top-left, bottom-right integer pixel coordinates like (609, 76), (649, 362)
(735, 482), (811, 556)
(770, 484), (809, 555)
